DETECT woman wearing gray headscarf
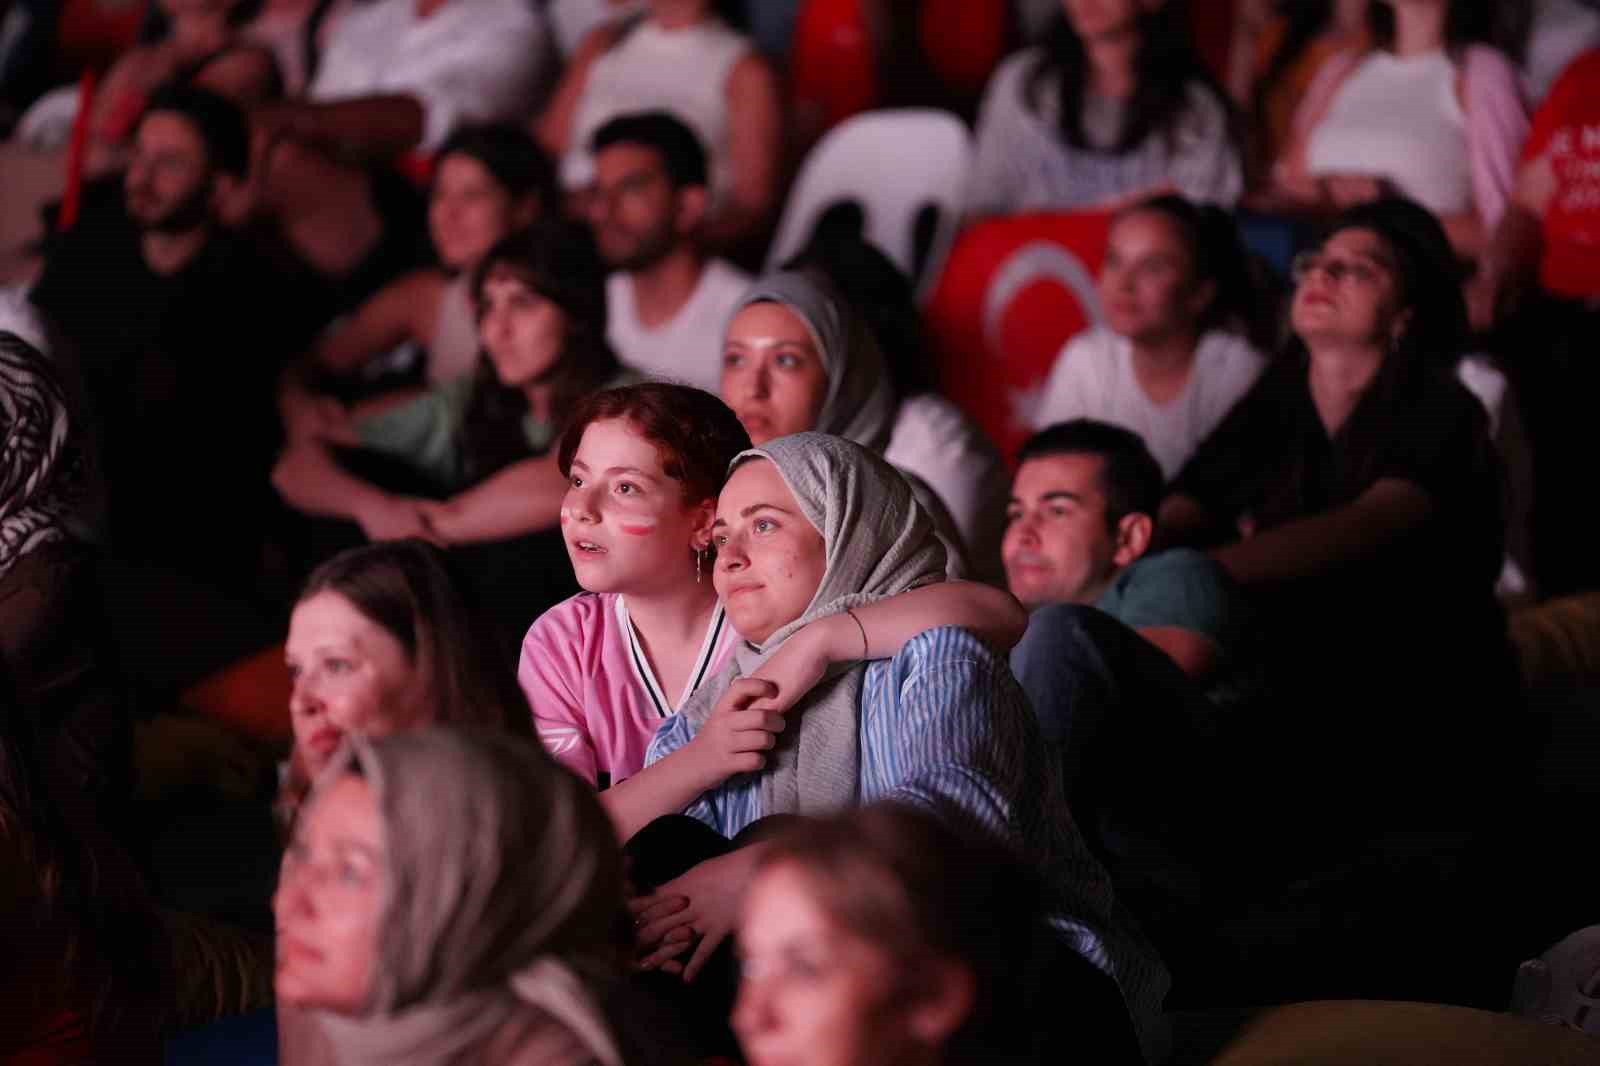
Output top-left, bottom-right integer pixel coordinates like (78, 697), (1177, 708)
(630, 433), (1169, 1063)
(718, 270), (1007, 576)
(276, 728), (680, 1066)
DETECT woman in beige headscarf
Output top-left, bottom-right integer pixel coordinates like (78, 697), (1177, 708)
(275, 728), (645, 1066)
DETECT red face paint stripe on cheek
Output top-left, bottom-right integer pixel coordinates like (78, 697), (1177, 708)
(618, 523), (657, 536)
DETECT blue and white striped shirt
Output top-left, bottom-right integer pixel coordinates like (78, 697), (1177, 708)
(646, 625), (1171, 1060)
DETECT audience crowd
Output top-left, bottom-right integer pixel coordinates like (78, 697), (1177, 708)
(4, 0), (1600, 1063)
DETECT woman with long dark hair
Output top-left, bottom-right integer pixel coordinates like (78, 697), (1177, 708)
(278, 123), (557, 439)
(966, 0), (1242, 217)
(272, 217), (632, 627)
(1160, 198), (1514, 828)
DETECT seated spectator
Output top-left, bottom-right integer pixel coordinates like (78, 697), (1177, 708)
(1270, 0), (1530, 260)
(1004, 419), (1247, 683)
(966, 0), (1242, 217)
(280, 539), (534, 823)
(1, 671), (162, 1064)
(521, 383), (1025, 840)
(588, 112), (750, 391)
(785, 230), (1011, 579)
(632, 433), (1168, 1063)
(29, 87), (321, 585)
(1472, 46), (1600, 592)
(551, 0), (641, 58)
(734, 803), (1068, 1066)
(539, 0), (781, 253)
(81, 0), (282, 177)
(275, 729), (641, 1066)
(1160, 198), (1515, 823)
(279, 123), (555, 438)
(250, 0), (550, 287)
(1226, 0), (1368, 183)
(274, 220), (632, 631)
(720, 270), (1002, 573)
(1033, 195), (1267, 479)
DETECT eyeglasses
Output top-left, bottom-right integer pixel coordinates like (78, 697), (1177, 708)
(1291, 250), (1388, 288)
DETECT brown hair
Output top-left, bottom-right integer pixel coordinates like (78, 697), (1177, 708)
(281, 541), (533, 819)
(557, 382), (752, 509)
(297, 539), (532, 736)
(756, 802), (1046, 1060)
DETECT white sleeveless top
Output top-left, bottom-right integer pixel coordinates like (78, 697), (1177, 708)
(561, 17), (751, 199)
(427, 274), (478, 385)
(1305, 49), (1472, 217)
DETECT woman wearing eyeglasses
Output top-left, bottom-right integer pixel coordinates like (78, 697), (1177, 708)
(1156, 198), (1516, 837)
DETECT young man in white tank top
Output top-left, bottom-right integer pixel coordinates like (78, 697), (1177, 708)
(588, 112), (749, 392)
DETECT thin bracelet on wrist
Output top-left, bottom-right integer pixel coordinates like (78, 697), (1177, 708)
(844, 608), (868, 660)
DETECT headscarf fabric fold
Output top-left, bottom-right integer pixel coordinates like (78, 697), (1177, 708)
(729, 271), (897, 453)
(679, 433), (947, 816)
(303, 729), (627, 1066)
(0, 331), (75, 578)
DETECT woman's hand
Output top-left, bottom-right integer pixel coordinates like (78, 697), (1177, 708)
(630, 844), (768, 981)
(684, 678), (786, 789)
(748, 614), (858, 715)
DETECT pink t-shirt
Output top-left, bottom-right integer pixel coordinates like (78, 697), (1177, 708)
(519, 592), (736, 788)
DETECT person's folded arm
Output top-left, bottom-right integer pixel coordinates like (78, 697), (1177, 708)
(270, 439), (432, 540)
(1211, 477), (1433, 585)
(417, 452), (568, 544)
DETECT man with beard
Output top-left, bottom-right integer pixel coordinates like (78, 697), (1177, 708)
(589, 112), (749, 392)
(30, 86), (319, 587)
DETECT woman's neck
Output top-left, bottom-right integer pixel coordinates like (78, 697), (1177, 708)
(623, 577), (720, 695)
(1084, 29), (1140, 100)
(1306, 340), (1385, 435)
(1129, 329), (1201, 405)
(651, 0), (706, 30)
(1391, 1), (1446, 57)
(522, 381), (554, 424)
(1332, 0), (1368, 37)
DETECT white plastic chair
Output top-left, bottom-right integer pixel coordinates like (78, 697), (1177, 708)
(765, 108), (972, 298)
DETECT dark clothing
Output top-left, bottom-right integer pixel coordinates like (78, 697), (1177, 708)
(625, 813), (1144, 1066)
(1494, 292), (1600, 596)
(1170, 350), (1518, 826)
(30, 179), (323, 585)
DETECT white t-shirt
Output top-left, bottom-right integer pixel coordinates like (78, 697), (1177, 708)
(885, 393), (1009, 579)
(1034, 326), (1266, 480)
(606, 259), (749, 392)
(310, 0), (551, 151)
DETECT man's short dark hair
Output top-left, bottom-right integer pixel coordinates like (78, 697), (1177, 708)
(143, 85), (250, 177)
(591, 111), (708, 189)
(1016, 419), (1164, 528)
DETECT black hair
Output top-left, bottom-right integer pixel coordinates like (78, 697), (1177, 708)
(783, 226), (936, 399)
(436, 122), (559, 215)
(1365, 0), (1502, 53)
(460, 220), (619, 482)
(1016, 419), (1165, 528)
(590, 111), (710, 189)
(1027, 2), (1229, 155)
(142, 85), (250, 176)
(1113, 193), (1256, 336)
(1315, 196), (1470, 368)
